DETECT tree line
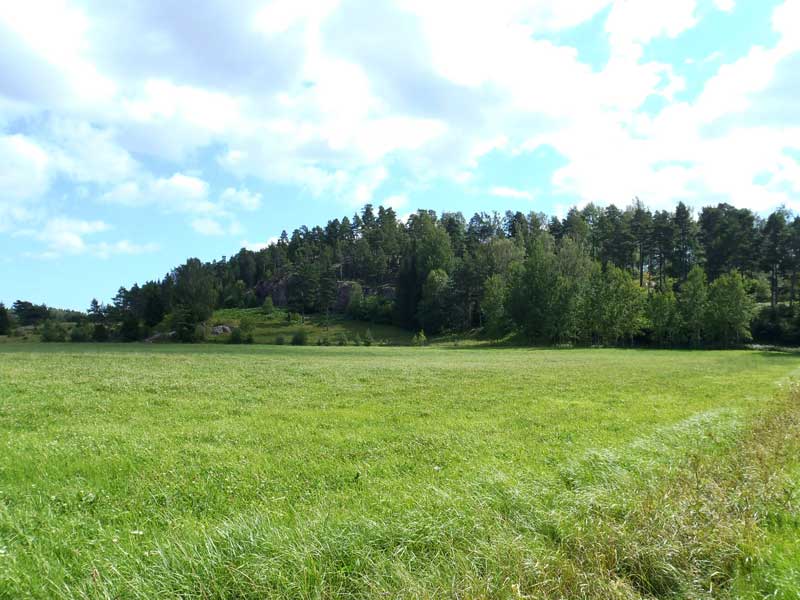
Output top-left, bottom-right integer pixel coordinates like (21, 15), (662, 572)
(4, 199), (800, 347)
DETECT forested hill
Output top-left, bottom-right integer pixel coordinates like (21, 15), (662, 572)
(5, 200), (799, 347)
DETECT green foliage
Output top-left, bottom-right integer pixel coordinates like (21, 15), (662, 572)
(291, 330), (308, 346)
(229, 317), (255, 345)
(481, 275), (508, 340)
(411, 330), (427, 346)
(91, 323), (109, 343)
(583, 265), (646, 345)
(677, 266), (708, 347)
(62, 198), (800, 348)
(335, 331), (349, 346)
(228, 329), (250, 345)
(363, 328), (373, 346)
(646, 285), (680, 346)
(172, 308), (203, 343)
(353, 333), (362, 346)
(173, 258), (216, 324)
(275, 334), (286, 345)
(69, 324), (92, 343)
(12, 300), (50, 326)
(119, 312), (141, 342)
(417, 269), (451, 334)
(0, 302), (10, 336)
(705, 271), (755, 347)
(40, 320), (67, 342)
(508, 236), (560, 342)
(346, 282), (364, 318)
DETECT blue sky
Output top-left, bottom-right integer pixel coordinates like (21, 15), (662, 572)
(1, 0), (799, 309)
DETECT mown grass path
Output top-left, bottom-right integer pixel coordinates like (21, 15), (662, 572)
(1, 345), (799, 598)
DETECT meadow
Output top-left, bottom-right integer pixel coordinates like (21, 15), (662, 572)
(1, 344), (799, 598)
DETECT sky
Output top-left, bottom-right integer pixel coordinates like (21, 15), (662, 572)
(1, 0), (799, 309)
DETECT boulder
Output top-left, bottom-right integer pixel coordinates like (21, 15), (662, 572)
(255, 278), (289, 307)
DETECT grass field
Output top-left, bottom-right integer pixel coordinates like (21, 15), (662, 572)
(1, 345), (799, 598)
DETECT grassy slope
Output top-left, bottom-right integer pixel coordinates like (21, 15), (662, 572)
(0, 345), (799, 598)
(209, 308), (416, 345)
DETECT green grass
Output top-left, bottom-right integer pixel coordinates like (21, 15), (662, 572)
(209, 308), (415, 345)
(1, 345), (799, 598)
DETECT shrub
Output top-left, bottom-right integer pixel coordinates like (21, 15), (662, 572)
(228, 328), (253, 344)
(336, 332), (349, 346)
(291, 330), (308, 346)
(172, 309), (204, 343)
(411, 330), (427, 346)
(262, 297), (274, 315)
(275, 334), (286, 345)
(70, 325), (91, 343)
(41, 320), (67, 343)
(353, 333), (362, 346)
(363, 328), (373, 346)
(91, 324), (110, 343)
(238, 317), (255, 343)
(120, 312), (141, 342)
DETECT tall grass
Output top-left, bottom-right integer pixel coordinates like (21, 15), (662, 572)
(54, 387), (800, 599)
(1, 346), (798, 598)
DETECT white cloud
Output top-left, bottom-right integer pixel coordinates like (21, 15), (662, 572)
(17, 217), (160, 259)
(45, 118), (137, 184)
(0, 134), (50, 201)
(91, 240), (160, 259)
(103, 173), (218, 215)
(490, 186), (535, 200)
(220, 187), (262, 211)
(241, 236), (279, 251)
(383, 194), (408, 210)
(39, 217), (110, 254)
(605, 0), (698, 52)
(191, 217), (225, 236)
(191, 217), (243, 237)
(0, 0), (798, 250)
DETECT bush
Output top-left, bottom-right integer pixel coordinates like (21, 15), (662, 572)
(336, 332), (349, 346)
(353, 333), (362, 346)
(275, 334), (286, 345)
(70, 325), (91, 343)
(91, 324), (110, 343)
(411, 330), (427, 346)
(262, 297), (274, 315)
(41, 320), (67, 343)
(120, 312), (141, 342)
(229, 328), (254, 344)
(291, 330), (308, 346)
(172, 309), (204, 343)
(364, 328), (373, 346)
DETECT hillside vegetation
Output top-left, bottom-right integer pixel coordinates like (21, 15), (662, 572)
(5, 200), (800, 348)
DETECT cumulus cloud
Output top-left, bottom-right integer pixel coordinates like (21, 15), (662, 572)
(490, 186), (535, 200)
(240, 236), (280, 252)
(0, 134), (50, 201)
(1, 0), (798, 258)
(15, 216), (158, 259)
(220, 187), (262, 211)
